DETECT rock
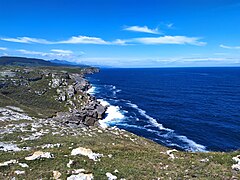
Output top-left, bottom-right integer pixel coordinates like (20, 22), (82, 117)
(18, 163), (29, 168)
(232, 164), (240, 171)
(67, 159), (74, 168)
(232, 155), (240, 171)
(67, 85), (76, 98)
(14, 170), (25, 175)
(67, 173), (93, 180)
(166, 149), (178, 159)
(59, 92), (67, 101)
(25, 151), (54, 160)
(41, 143), (61, 149)
(51, 78), (62, 88)
(0, 159), (17, 167)
(200, 158), (209, 163)
(53, 171), (62, 180)
(96, 105), (106, 119)
(106, 172), (117, 180)
(0, 142), (22, 152)
(71, 169), (86, 174)
(84, 117), (97, 126)
(71, 147), (103, 161)
(114, 169), (119, 173)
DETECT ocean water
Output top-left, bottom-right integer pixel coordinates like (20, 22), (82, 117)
(87, 67), (240, 152)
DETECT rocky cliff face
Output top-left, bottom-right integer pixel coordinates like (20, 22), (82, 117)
(0, 66), (106, 127)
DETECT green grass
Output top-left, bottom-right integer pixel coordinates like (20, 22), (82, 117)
(0, 120), (239, 180)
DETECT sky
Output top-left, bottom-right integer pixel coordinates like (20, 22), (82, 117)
(0, 0), (240, 67)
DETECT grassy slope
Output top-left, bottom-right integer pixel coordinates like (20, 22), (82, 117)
(0, 118), (239, 180)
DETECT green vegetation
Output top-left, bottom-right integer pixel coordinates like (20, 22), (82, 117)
(0, 117), (239, 179)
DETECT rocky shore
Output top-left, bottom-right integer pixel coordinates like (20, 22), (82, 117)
(52, 71), (108, 127)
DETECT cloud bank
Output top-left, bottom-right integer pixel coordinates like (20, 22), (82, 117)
(220, 44), (240, 50)
(0, 35), (206, 46)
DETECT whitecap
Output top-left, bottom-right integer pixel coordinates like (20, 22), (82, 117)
(87, 86), (96, 95)
(126, 102), (172, 132)
(126, 101), (207, 152)
(177, 135), (207, 152)
(98, 99), (125, 128)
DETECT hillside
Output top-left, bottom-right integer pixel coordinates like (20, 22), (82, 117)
(0, 56), (88, 67)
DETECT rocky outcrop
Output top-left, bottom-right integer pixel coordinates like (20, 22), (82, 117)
(51, 72), (107, 127)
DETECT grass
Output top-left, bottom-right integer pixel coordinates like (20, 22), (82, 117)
(0, 118), (239, 180)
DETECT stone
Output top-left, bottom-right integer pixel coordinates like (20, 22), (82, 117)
(200, 158), (209, 163)
(67, 85), (76, 98)
(67, 159), (74, 168)
(52, 78), (62, 88)
(14, 170), (25, 175)
(71, 169), (86, 174)
(71, 147), (103, 161)
(96, 105), (106, 119)
(18, 163), (29, 168)
(106, 172), (117, 180)
(232, 155), (240, 171)
(53, 171), (62, 180)
(25, 151), (54, 160)
(84, 117), (97, 126)
(0, 159), (17, 167)
(166, 149), (178, 159)
(67, 173), (93, 180)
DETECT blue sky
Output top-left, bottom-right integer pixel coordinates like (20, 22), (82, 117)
(0, 0), (240, 67)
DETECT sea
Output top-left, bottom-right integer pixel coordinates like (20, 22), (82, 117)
(86, 67), (240, 152)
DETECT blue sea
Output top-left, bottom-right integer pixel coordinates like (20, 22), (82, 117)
(87, 67), (240, 152)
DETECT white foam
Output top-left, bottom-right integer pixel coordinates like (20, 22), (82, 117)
(126, 102), (207, 152)
(87, 86), (96, 95)
(127, 102), (172, 132)
(98, 99), (110, 106)
(98, 99), (125, 128)
(177, 135), (207, 152)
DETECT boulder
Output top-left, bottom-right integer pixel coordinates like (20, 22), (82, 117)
(84, 117), (97, 126)
(67, 173), (93, 180)
(25, 151), (54, 160)
(71, 147), (103, 161)
(106, 172), (117, 180)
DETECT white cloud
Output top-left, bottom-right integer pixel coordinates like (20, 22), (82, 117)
(0, 47), (8, 51)
(0, 37), (52, 44)
(124, 25), (160, 34)
(51, 49), (73, 54)
(0, 36), (108, 45)
(111, 39), (128, 45)
(16, 49), (73, 58)
(1, 35), (206, 46)
(129, 36), (206, 46)
(220, 44), (240, 49)
(16, 49), (86, 61)
(59, 36), (109, 44)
